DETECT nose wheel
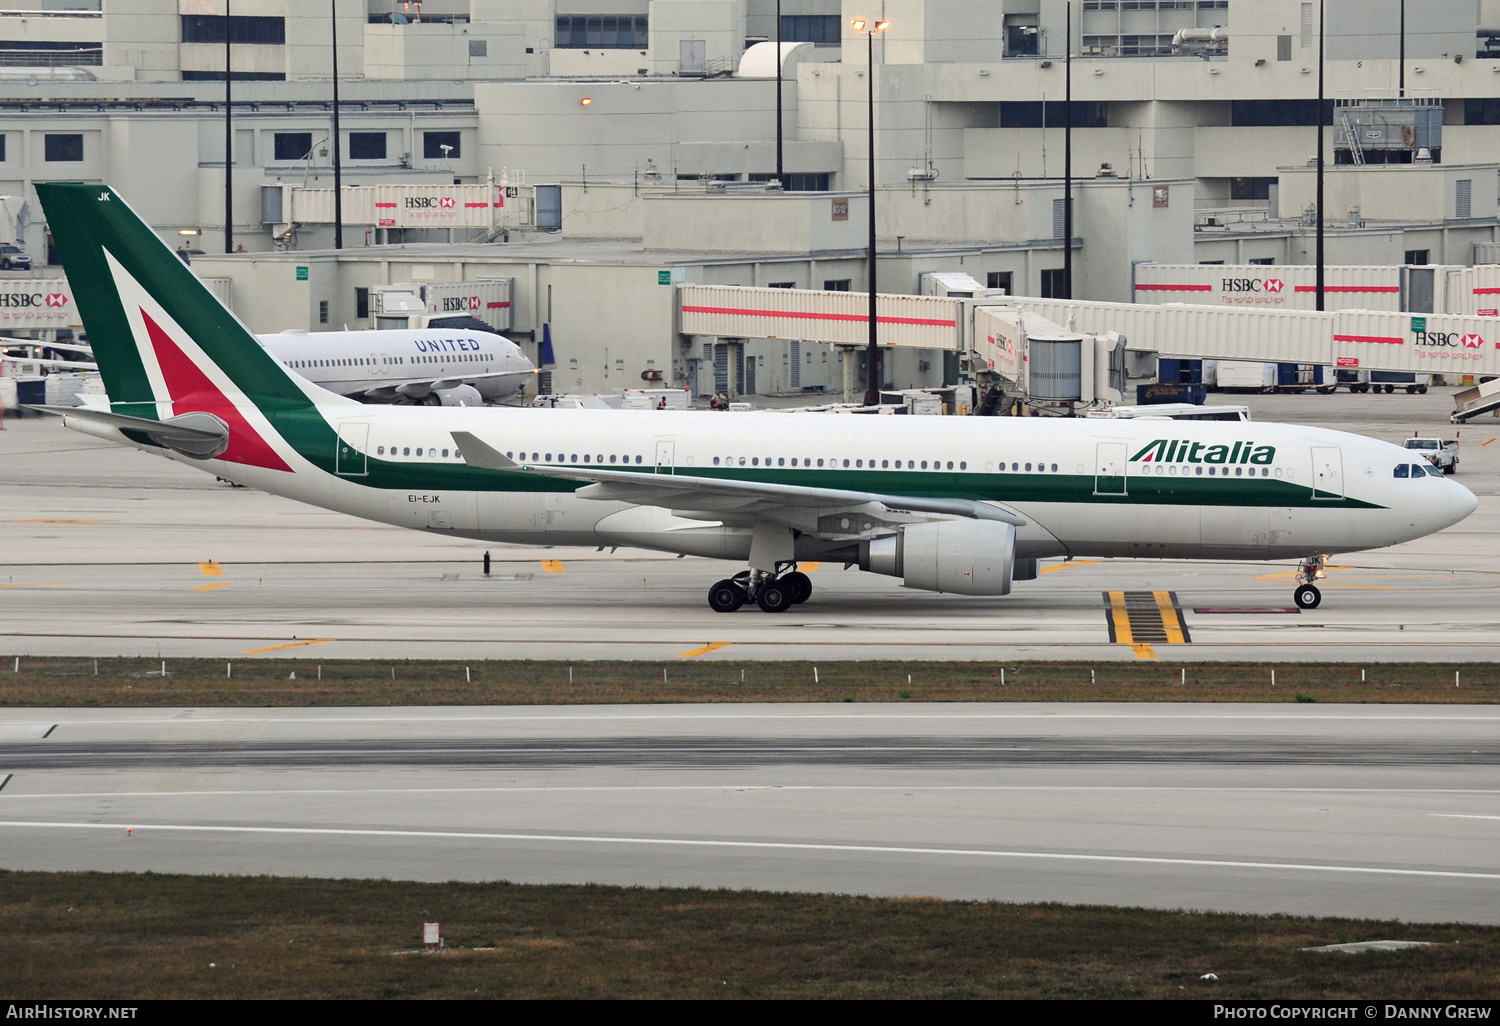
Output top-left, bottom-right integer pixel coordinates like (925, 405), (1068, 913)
(1293, 555), (1327, 610)
(707, 565), (813, 613)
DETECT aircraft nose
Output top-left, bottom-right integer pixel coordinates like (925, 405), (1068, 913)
(1450, 481), (1479, 524)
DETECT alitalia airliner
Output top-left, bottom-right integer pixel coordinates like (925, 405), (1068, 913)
(31, 184), (1478, 613)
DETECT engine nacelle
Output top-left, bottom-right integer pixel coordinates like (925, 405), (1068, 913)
(858, 520), (1017, 596)
(435, 384), (484, 407)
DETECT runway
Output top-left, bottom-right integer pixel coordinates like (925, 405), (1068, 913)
(2, 389), (1496, 661)
(2, 703), (1498, 924)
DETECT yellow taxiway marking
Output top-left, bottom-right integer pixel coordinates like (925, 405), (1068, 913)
(1483, 438), (1496, 447)
(1154, 590), (1189, 646)
(240, 639), (333, 654)
(189, 582), (233, 592)
(198, 561), (224, 576)
(1107, 592), (1135, 644)
(1131, 643), (1158, 660)
(799, 562), (822, 573)
(1040, 560), (1102, 575)
(1323, 582), (1395, 591)
(540, 560), (566, 573)
(0, 581), (67, 589)
(679, 642), (731, 659)
(7, 519), (104, 524)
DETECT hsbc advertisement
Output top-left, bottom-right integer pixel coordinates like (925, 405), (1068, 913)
(1331, 312), (1500, 373)
(1133, 264), (1404, 312)
(418, 278), (515, 331)
(372, 184), (504, 229)
(0, 279), (77, 327)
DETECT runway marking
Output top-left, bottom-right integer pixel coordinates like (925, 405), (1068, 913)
(0, 581), (67, 589)
(540, 560), (566, 573)
(198, 562), (224, 576)
(3, 818), (1497, 882)
(189, 582), (233, 592)
(6, 519), (104, 524)
(1105, 591), (1189, 656)
(1430, 814), (1500, 822)
(1040, 560), (1102, 575)
(679, 642), (731, 659)
(799, 562), (822, 573)
(12, 784), (1500, 800)
(239, 639), (333, 654)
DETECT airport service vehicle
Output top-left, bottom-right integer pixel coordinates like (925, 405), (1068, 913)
(30, 184), (1478, 613)
(0, 244), (31, 270)
(1403, 434), (1459, 474)
(258, 328), (536, 406)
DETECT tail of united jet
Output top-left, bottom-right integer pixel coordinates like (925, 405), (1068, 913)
(37, 183), (336, 474)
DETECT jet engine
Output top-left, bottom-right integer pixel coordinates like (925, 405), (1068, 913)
(858, 520), (1017, 595)
(434, 384), (484, 407)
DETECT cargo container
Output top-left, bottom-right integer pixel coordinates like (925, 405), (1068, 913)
(1212, 360), (1277, 392)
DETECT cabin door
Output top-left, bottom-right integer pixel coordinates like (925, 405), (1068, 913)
(1094, 442), (1128, 496)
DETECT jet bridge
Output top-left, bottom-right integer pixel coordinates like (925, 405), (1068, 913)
(675, 284), (1500, 405)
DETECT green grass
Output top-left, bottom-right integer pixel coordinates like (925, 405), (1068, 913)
(3, 872), (1498, 999)
(0, 657), (1494, 706)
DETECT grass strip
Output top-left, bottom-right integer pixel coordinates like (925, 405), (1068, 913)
(0, 658), (1494, 707)
(3, 871), (1498, 999)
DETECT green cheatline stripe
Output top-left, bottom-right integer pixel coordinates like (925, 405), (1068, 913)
(314, 444), (1382, 510)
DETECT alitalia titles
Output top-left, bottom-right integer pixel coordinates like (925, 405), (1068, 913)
(1131, 439), (1276, 465)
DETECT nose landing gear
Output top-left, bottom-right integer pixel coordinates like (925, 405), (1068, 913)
(1293, 555), (1328, 609)
(707, 564), (814, 613)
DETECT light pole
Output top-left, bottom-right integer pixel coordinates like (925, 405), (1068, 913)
(852, 17), (889, 406)
(1316, 0), (1324, 311)
(775, 0), (783, 183)
(224, 0), (233, 253)
(1063, 0), (1073, 299)
(331, 0), (343, 250)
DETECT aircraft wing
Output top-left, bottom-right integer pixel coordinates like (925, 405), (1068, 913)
(451, 430), (1026, 540)
(1, 355), (98, 372)
(389, 368), (536, 400)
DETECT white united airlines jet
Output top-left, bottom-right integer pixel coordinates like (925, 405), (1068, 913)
(31, 184), (1478, 613)
(257, 328), (536, 406)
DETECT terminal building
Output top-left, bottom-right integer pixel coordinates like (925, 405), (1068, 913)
(2, 0), (1500, 397)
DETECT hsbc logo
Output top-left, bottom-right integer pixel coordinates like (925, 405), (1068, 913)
(469, 295), (481, 310)
(45, 293), (68, 307)
(439, 197), (457, 209)
(1222, 278), (1283, 293)
(404, 196), (459, 210)
(1414, 330), (1473, 347)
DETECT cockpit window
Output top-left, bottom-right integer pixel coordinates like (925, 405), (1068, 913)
(1394, 464), (1409, 478)
(1421, 462), (1442, 478)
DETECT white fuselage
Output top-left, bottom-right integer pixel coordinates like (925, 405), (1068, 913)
(258, 329), (534, 402)
(99, 404), (1477, 569)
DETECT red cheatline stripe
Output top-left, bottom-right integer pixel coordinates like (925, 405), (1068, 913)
(374, 202), (396, 208)
(1135, 284), (1212, 291)
(464, 202), (489, 208)
(1294, 285), (1399, 293)
(1474, 287), (1500, 295)
(682, 305), (956, 327)
(1333, 333), (1403, 344)
(486, 302), (510, 309)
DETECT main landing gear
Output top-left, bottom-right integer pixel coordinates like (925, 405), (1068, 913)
(708, 564), (813, 613)
(1293, 554), (1328, 609)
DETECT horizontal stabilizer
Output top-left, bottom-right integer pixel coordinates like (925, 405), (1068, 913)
(28, 405), (229, 460)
